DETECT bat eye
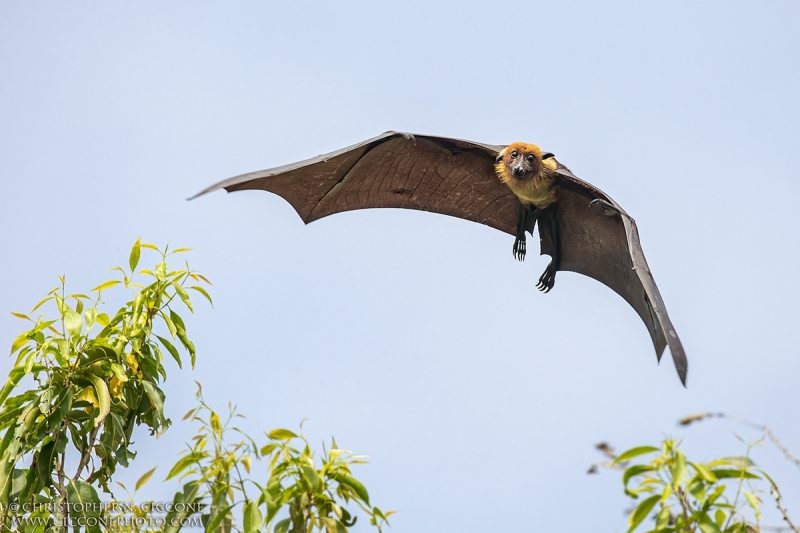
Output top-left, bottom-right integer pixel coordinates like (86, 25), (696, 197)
(510, 150), (519, 158)
(526, 154), (535, 163)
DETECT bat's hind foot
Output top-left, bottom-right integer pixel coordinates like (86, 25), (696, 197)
(537, 263), (557, 293)
(513, 236), (526, 261)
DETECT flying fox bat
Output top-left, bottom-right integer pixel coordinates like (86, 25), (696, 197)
(192, 131), (687, 385)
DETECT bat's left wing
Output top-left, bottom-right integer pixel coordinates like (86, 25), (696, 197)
(538, 162), (688, 385)
(191, 131), (522, 235)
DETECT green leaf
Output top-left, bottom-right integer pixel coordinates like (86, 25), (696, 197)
(136, 466), (157, 491)
(30, 295), (53, 313)
(84, 307), (98, 330)
(10, 312), (29, 320)
(268, 428), (298, 440)
(204, 503), (235, 533)
(691, 462), (717, 483)
(302, 465), (321, 491)
(64, 310), (82, 338)
(613, 446), (659, 465)
(334, 473), (370, 505)
(655, 506), (670, 529)
(623, 465), (655, 492)
(66, 478), (103, 533)
(142, 381), (167, 423)
(697, 513), (723, 533)
(164, 481), (201, 533)
(157, 335), (182, 368)
(10, 333), (29, 355)
(173, 282), (193, 313)
(37, 439), (59, 486)
(627, 494), (659, 533)
(91, 279), (121, 292)
(672, 451), (687, 487)
(165, 452), (204, 481)
(0, 456), (16, 506)
(130, 238), (142, 272)
(743, 490), (761, 520)
(274, 518), (291, 533)
(188, 286), (213, 306)
(710, 469), (760, 480)
(243, 500), (263, 533)
(88, 374), (111, 427)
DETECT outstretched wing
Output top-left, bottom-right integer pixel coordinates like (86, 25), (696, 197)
(191, 131), (522, 235)
(538, 163), (688, 385)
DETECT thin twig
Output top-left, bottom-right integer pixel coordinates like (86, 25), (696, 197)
(74, 424), (101, 479)
(679, 413), (800, 472)
(771, 487), (800, 533)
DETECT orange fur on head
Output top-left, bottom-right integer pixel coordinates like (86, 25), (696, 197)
(494, 142), (557, 208)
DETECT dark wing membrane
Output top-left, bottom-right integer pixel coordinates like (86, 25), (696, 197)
(191, 131), (519, 235)
(539, 164), (688, 384)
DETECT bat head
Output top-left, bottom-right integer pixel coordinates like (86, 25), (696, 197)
(495, 142), (544, 183)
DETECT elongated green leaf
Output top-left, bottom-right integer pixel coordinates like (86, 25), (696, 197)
(691, 462), (717, 483)
(10, 333), (29, 355)
(268, 429), (298, 440)
(130, 238), (142, 272)
(655, 506), (671, 529)
(10, 312), (28, 320)
(672, 451), (687, 487)
(334, 473), (370, 505)
(37, 439), (59, 486)
(710, 469), (759, 480)
(66, 478), (103, 533)
(88, 375), (111, 427)
(243, 500), (263, 533)
(0, 457), (16, 506)
(204, 503), (235, 533)
(91, 279), (121, 292)
(136, 466), (157, 491)
(743, 490), (761, 520)
(188, 286), (213, 306)
(627, 494), (659, 532)
(302, 465), (321, 491)
(613, 446), (659, 465)
(157, 335), (182, 368)
(165, 452), (204, 481)
(30, 295), (53, 313)
(623, 465), (655, 491)
(173, 282), (193, 313)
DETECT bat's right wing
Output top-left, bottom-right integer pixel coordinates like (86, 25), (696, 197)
(539, 163), (688, 385)
(191, 131), (522, 235)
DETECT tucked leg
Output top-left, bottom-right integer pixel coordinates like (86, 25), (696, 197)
(536, 211), (560, 293)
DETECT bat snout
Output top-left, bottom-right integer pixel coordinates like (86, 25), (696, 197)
(511, 165), (526, 178)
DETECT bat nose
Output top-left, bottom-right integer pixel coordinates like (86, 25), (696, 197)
(512, 166), (526, 177)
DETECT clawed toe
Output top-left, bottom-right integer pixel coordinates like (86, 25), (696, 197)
(513, 238), (526, 261)
(537, 264), (556, 293)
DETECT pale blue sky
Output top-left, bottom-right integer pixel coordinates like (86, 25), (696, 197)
(1, 2), (799, 531)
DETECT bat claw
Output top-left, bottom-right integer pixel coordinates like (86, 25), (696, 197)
(590, 199), (621, 217)
(537, 263), (557, 292)
(513, 236), (526, 261)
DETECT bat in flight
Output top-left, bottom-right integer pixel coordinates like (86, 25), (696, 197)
(192, 131), (687, 385)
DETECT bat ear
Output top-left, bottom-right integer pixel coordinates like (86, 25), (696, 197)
(495, 154), (503, 163)
(542, 152), (555, 160)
